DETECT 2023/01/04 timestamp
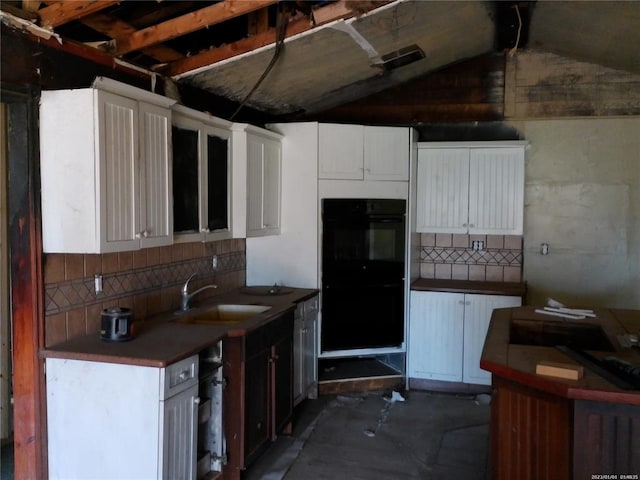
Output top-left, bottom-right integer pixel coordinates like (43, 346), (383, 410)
(592, 476), (639, 479)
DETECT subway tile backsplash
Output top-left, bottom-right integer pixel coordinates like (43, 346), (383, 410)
(420, 234), (522, 282)
(44, 239), (246, 346)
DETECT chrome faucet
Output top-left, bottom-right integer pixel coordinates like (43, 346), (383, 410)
(181, 274), (217, 311)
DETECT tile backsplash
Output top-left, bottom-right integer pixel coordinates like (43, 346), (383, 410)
(44, 239), (246, 346)
(420, 233), (522, 282)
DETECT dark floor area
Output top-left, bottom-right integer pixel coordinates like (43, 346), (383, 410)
(246, 389), (492, 480)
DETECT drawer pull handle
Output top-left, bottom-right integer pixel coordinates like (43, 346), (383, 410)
(178, 370), (190, 381)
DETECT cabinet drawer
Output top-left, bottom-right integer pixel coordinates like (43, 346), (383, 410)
(162, 355), (198, 399)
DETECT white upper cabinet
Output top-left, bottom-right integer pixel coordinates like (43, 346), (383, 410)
(40, 78), (175, 253)
(244, 127), (282, 237)
(416, 148), (470, 233)
(318, 123), (363, 179)
(171, 105), (233, 243)
(319, 123), (410, 181)
(363, 126), (411, 181)
(416, 142), (525, 235)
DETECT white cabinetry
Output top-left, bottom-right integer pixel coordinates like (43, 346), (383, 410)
(319, 123), (410, 181)
(46, 355), (199, 480)
(293, 295), (319, 406)
(416, 143), (525, 234)
(172, 105), (233, 242)
(246, 127), (282, 237)
(408, 291), (521, 385)
(40, 77), (175, 253)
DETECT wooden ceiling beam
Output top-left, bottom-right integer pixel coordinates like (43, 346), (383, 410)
(36, 0), (120, 29)
(110, 0), (279, 56)
(163, 0), (390, 77)
(80, 13), (184, 63)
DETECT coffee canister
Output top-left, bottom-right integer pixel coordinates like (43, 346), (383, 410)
(100, 307), (134, 342)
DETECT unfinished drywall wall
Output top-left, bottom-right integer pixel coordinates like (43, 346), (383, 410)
(508, 117), (640, 308)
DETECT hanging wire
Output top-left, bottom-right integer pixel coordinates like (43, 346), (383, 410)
(507, 4), (522, 57)
(229, 4), (288, 121)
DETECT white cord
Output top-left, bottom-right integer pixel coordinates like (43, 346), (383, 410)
(507, 5), (522, 57)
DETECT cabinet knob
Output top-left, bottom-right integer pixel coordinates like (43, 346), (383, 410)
(194, 396), (201, 405)
(469, 224), (475, 228)
(178, 370), (190, 380)
(201, 228), (210, 233)
(136, 230), (149, 238)
(462, 223), (468, 227)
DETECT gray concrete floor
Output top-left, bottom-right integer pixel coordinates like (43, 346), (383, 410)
(246, 390), (492, 480)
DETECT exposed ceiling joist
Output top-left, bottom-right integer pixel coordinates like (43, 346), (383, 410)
(80, 13), (184, 63)
(37, 0), (119, 29)
(165, 0), (388, 77)
(108, 0), (279, 56)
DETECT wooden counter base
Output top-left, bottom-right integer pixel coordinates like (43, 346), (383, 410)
(482, 306), (640, 480)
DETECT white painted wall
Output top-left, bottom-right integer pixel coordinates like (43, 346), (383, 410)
(509, 118), (640, 308)
(246, 122), (320, 288)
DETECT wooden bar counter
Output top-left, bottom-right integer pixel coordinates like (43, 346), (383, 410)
(480, 306), (640, 480)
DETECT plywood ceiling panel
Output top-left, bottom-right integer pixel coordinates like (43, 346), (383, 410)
(176, 1), (496, 115)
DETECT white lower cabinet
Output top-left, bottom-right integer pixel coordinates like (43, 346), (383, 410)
(46, 355), (199, 480)
(293, 295), (319, 406)
(408, 291), (521, 385)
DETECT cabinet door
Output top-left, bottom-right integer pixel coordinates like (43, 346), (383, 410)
(246, 134), (281, 237)
(408, 291), (465, 381)
(244, 348), (270, 465)
(318, 123), (364, 179)
(203, 126), (231, 238)
(468, 147), (525, 235)
(97, 91), (140, 252)
(293, 314), (305, 405)
(162, 385), (199, 480)
(172, 122), (201, 235)
(246, 136), (265, 235)
(138, 102), (172, 248)
(416, 148), (469, 233)
(462, 294), (522, 385)
(273, 333), (293, 436)
(262, 137), (281, 233)
(363, 126), (410, 181)
(303, 308), (318, 399)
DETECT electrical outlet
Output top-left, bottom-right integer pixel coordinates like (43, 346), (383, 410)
(472, 240), (484, 251)
(212, 255), (218, 270)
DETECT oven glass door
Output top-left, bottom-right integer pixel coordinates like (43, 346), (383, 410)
(321, 282), (404, 352)
(322, 215), (405, 280)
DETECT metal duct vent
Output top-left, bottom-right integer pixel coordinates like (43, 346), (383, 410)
(379, 44), (425, 71)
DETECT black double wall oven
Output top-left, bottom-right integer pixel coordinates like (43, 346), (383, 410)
(321, 198), (406, 353)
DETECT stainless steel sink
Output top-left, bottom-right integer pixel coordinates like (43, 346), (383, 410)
(174, 304), (272, 325)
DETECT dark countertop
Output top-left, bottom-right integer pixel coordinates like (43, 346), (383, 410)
(40, 286), (319, 368)
(480, 306), (640, 405)
(411, 278), (526, 297)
